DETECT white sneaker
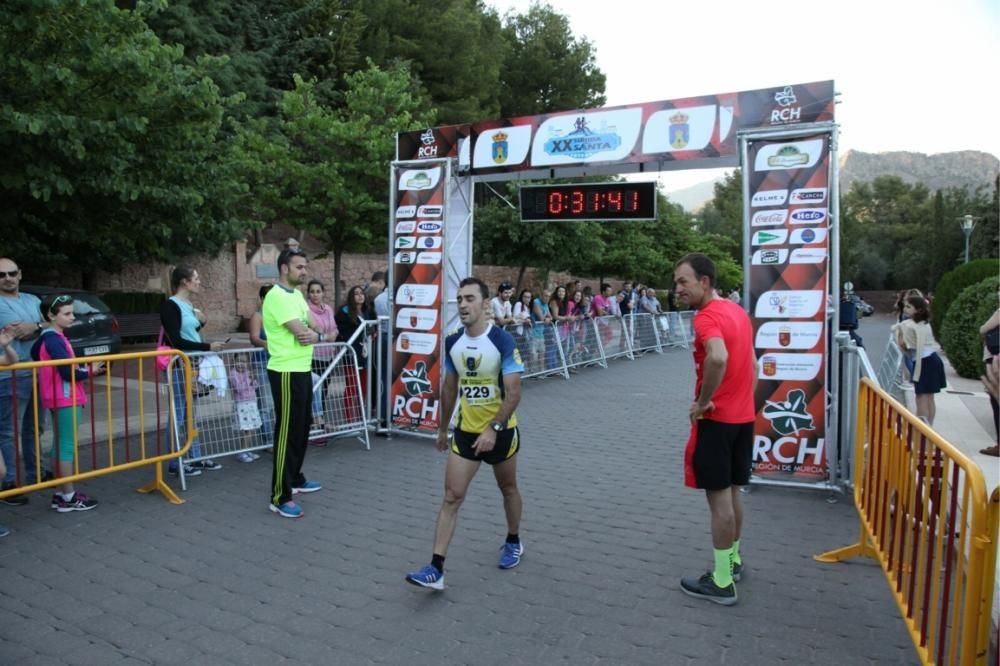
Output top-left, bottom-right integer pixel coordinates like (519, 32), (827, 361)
(236, 452), (255, 463)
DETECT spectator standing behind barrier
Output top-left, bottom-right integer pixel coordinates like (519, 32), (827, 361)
(641, 288), (663, 314)
(529, 288), (552, 368)
(306, 280), (338, 432)
(0, 257), (50, 506)
(248, 284), (275, 449)
(160, 265), (225, 477)
(892, 295), (946, 425)
(30, 294), (101, 512)
(490, 282), (515, 327)
(228, 354), (262, 464)
(512, 289), (533, 341)
(405, 277), (525, 590)
(979, 290), (999, 456)
(674, 253), (758, 606)
(335, 285), (371, 425)
(263, 249), (324, 519)
(0, 325), (16, 536)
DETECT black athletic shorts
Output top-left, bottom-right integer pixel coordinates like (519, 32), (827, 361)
(685, 419), (753, 490)
(450, 427), (520, 465)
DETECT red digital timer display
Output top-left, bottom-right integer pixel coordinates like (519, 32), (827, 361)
(519, 182), (657, 222)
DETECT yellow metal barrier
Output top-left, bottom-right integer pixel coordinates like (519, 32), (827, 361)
(0, 349), (196, 504)
(816, 378), (999, 665)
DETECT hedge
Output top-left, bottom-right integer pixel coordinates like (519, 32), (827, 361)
(931, 259), (999, 336)
(939, 276), (999, 379)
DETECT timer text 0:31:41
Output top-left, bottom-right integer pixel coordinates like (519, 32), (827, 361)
(519, 182), (657, 222)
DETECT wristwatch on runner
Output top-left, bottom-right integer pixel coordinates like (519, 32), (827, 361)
(490, 421), (503, 433)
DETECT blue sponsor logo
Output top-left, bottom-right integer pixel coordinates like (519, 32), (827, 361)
(800, 229), (816, 243)
(417, 222), (442, 233)
(422, 237), (436, 248)
(544, 117), (621, 160)
(791, 210), (825, 223)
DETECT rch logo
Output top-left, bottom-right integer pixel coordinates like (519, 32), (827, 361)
(763, 389), (815, 436)
(771, 86), (801, 124)
(418, 129), (438, 158)
(401, 361), (432, 396)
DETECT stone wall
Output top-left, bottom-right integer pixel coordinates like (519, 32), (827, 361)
(91, 243), (623, 335)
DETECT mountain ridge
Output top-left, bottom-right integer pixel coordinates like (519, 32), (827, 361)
(664, 149), (999, 211)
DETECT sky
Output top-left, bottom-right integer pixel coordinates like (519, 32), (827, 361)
(486, 0), (1000, 191)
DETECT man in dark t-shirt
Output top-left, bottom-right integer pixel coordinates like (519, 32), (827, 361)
(673, 253), (758, 606)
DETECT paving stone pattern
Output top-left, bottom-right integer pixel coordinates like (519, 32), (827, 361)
(0, 350), (918, 665)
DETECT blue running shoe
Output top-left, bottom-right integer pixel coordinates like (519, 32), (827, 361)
(269, 501), (303, 518)
(405, 564), (444, 590)
(498, 541), (524, 569)
(292, 480), (322, 494)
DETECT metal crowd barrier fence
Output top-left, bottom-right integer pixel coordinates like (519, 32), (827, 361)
(554, 317), (606, 371)
(657, 311), (693, 349)
(172, 341), (370, 489)
(0, 349), (194, 505)
(596, 315), (634, 362)
(625, 312), (659, 355)
(816, 379), (999, 665)
(876, 337), (909, 403)
(503, 322), (570, 380)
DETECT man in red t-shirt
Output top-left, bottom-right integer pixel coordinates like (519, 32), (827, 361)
(673, 253), (758, 606)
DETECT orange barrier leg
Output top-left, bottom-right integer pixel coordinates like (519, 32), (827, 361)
(136, 461), (185, 505)
(814, 524), (878, 563)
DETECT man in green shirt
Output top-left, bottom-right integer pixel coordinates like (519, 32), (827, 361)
(263, 249), (328, 518)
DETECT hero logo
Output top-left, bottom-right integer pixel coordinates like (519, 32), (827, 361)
(771, 86), (801, 124)
(417, 222), (442, 233)
(751, 189), (788, 207)
(751, 209), (788, 227)
(790, 208), (826, 224)
(754, 388), (824, 468)
(417, 129), (438, 158)
(789, 188), (827, 204)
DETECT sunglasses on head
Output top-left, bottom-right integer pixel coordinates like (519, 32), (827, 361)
(49, 294), (72, 314)
(0, 269), (20, 278)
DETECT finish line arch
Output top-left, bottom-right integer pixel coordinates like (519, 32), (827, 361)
(385, 81), (842, 492)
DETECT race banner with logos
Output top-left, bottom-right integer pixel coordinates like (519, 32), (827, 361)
(389, 160), (449, 433)
(397, 81), (834, 177)
(745, 132), (832, 484)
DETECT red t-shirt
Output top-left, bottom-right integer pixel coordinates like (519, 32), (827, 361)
(691, 298), (756, 423)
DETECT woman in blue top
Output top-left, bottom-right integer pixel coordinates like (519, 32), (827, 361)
(159, 266), (225, 475)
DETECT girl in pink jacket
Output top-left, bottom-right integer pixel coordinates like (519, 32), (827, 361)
(29, 295), (100, 512)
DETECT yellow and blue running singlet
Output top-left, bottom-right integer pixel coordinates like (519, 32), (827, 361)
(444, 323), (524, 433)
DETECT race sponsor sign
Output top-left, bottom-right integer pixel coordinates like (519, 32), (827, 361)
(390, 162), (447, 433)
(745, 133), (832, 483)
(397, 81), (835, 175)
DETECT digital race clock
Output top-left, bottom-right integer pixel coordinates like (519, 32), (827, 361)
(519, 182), (657, 222)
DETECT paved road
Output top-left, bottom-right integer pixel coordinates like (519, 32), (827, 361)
(0, 347), (917, 665)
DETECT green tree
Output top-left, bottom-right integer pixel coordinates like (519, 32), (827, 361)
(696, 169), (743, 262)
(355, 0), (504, 123)
(498, 2), (606, 117)
(236, 63), (432, 304)
(0, 0), (244, 284)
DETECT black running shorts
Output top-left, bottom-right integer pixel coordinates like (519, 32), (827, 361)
(685, 419), (753, 490)
(450, 427), (520, 465)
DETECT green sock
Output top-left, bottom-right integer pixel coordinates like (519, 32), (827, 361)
(713, 548), (733, 588)
(732, 539), (742, 566)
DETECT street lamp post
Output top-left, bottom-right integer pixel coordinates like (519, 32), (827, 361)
(959, 214), (977, 264)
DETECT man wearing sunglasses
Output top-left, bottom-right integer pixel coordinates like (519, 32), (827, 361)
(0, 258), (50, 505)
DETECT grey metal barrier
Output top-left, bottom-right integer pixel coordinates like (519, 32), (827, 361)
(167, 341), (369, 490)
(593, 315), (633, 362)
(625, 312), (663, 355)
(656, 311), (693, 350)
(874, 337), (908, 403)
(554, 317), (606, 371)
(503, 322), (570, 380)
